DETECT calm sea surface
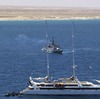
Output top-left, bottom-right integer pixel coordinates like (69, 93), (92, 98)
(0, 20), (100, 99)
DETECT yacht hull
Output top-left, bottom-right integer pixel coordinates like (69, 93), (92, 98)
(22, 89), (100, 95)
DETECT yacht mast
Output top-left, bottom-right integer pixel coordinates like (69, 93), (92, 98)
(72, 21), (76, 78)
(45, 20), (50, 81)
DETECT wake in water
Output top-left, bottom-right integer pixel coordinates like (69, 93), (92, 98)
(62, 47), (100, 54)
(76, 47), (100, 52)
(62, 49), (72, 54)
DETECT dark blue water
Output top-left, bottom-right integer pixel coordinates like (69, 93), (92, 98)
(0, 20), (100, 99)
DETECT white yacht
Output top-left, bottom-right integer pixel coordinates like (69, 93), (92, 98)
(20, 21), (100, 95)
(20, 76), (100, 95)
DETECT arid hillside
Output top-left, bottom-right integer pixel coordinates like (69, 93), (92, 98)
(0, 6), (100, 20)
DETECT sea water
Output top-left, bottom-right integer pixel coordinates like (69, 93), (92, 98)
(0, 20), (100, 99)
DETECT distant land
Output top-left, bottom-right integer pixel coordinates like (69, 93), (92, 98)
(0, 6), (100, 20)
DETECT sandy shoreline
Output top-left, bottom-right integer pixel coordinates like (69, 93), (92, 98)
(0, 7), (100, 20)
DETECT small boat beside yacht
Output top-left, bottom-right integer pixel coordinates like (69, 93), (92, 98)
(19, 21), (100, 96)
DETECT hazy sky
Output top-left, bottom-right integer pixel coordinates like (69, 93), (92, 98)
(0, 0), (100, 8)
